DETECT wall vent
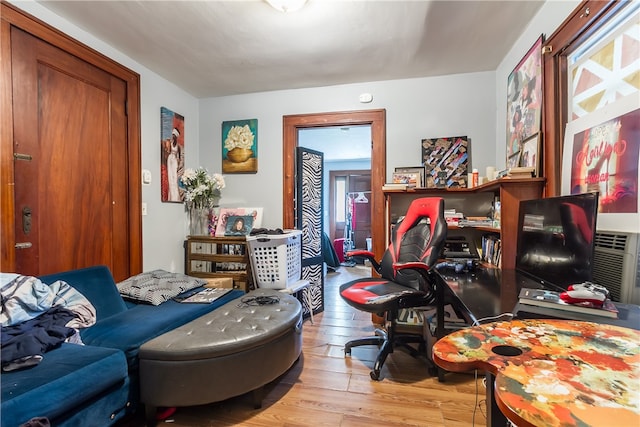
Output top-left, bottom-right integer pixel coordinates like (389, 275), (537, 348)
(593, 230), (640, 304)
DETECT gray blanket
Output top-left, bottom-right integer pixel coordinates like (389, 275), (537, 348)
(0, 273), (96, 328)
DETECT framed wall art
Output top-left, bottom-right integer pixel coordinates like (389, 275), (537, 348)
(224, 215), (254, 236)
(507, 151), (521, 169)
(520, 133), (541, 176)
(392, 171), (420, 187)
(421, 136), (469, 188)
(506, 34), (544, 165)
(215, 207), (263, 236)
(394, 166), (426, 187)
(160, 106), (185, 203)
(562, 94), (639, 230)
(222, 119), (258, 174)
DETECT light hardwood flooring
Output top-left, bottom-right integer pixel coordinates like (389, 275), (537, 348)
(121, 265), (487, 426)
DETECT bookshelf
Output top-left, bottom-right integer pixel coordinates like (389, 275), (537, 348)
(184, 235), (252, 292)
(383, 178), (545, 269)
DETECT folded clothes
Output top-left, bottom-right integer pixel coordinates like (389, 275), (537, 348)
(249, 228), (284, 235)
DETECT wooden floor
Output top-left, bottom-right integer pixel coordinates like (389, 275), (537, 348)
(121, 265), (487, 426)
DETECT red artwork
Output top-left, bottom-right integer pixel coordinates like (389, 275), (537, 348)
(569, 108), (639, 213)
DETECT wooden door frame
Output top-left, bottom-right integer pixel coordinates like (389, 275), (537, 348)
(0, 3), (142, 273)
(283, 110), (386, 262)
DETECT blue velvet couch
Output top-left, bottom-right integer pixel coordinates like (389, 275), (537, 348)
(1, 265), (243, 427)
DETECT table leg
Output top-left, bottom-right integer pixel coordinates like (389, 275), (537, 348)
(485, 372), (508, 427)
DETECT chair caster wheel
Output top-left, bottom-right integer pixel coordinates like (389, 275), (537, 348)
(370, 370), (381, 381)
(345, 348), (351, 356)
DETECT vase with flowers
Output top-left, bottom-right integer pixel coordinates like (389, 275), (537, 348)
(180, 167), (225, 235)
(224, 124), (255, 163)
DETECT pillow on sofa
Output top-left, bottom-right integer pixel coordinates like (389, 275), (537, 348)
(116, 270), (206, 306)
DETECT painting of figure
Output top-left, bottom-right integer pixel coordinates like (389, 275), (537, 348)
(161, 107), (185, 202)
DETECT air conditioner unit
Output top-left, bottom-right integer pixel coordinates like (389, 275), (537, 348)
(592, 230), (640, 305)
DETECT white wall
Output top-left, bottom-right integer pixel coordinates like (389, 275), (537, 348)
(199, 71), (497, 229)
(495, 0), (581, 169)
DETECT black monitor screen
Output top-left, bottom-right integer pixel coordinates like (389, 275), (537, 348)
(516, 192), (599, 290)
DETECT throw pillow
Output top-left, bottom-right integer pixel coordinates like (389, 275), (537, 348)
(116, 270), (206, 306)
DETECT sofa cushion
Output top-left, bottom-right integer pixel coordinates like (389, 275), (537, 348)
(116, 270), (206, 306)
(1, 343), (128, 427)
(80, 289), (244, 367)
(39, 265), (127, 321)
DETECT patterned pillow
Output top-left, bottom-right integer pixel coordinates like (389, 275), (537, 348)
(116, 270), (206, 306)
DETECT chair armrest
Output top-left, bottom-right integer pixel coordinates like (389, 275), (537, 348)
(346, 250), (381, 272)
(392, 261), (431, 273)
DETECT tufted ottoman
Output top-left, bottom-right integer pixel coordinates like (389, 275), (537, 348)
(138, 289), (303, 426)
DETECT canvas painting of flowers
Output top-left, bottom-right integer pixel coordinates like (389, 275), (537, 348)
(222, 119), (258, 173)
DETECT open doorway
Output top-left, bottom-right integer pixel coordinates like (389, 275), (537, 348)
(282, 110), (386, 314)
(298, 125), (372, 253)
(282, 110), (386, 261)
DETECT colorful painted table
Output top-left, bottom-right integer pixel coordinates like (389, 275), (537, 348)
(432, 319), (640, 427)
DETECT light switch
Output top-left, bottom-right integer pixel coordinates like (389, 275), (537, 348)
(142, 169), (152, 184)
(141, 203), (147, 216)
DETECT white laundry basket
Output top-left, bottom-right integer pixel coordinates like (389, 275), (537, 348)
(246, 230), (302, 289)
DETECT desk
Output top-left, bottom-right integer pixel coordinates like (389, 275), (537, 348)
(432, 319), (640, 427)
(439, 268), (640, 329)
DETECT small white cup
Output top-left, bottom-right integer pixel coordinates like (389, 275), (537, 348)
(486, 166), (496, 181)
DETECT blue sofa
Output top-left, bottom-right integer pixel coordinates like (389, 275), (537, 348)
(1, 265), (243, 427)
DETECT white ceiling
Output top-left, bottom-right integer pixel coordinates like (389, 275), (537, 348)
(35, 0), (545, 99)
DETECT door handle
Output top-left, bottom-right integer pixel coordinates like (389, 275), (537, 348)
(22, 206), (32, 234)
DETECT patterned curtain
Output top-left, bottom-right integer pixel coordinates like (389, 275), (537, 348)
(296, 147), (324, 317)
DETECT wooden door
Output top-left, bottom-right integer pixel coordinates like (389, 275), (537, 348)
(348, 173), (371, 250)
(4, 19), (140, 281)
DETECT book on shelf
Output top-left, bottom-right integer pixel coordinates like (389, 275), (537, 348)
(507, 167), (535, 178)
(518, 288), (618, 319)
(382, 183), (410, 190)
(458, 217), (494, 227)
(177, 287), (232, 304)
(481, 234), (501, 267)
(444, 209), (464, 226)
(444, 209), (464, 219)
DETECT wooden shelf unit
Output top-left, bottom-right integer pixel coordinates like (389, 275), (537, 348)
(184, 235), (252, 292)
(384, 178), (545, 269)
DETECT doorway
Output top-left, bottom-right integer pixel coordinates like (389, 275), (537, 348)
(282, 109), (386, 262)
(297, 124), (372, 248)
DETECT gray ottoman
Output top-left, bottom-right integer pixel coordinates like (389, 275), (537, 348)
(139, 289), (303, 426)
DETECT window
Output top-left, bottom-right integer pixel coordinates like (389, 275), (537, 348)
(541, 0), (633, 196)
(335, 176), (346, 223)
(568, 4), (639, 119)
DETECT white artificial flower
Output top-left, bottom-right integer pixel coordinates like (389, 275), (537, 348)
(224, 125), (255, 150)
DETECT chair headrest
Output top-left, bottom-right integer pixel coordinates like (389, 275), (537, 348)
(395, 197), (444, 238)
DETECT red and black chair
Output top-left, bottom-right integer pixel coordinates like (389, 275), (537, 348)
(340, 197), (448, 380)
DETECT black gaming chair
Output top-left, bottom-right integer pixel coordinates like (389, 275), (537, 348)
(339, 197), (448, 380)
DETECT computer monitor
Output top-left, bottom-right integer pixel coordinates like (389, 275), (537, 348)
(516, 192), (599, 291)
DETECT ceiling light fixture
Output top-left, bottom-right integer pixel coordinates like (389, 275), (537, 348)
(265, 0), (308, 13)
